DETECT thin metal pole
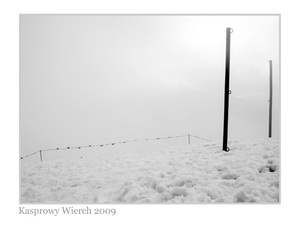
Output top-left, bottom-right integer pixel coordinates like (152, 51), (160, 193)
(222, 27), (233, 152)
(269, 60), (273, 138)
(188, 134), (190, 145)
(39, 150), (43, 162)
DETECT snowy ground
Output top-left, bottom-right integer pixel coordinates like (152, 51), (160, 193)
(20, 138), (279, 203)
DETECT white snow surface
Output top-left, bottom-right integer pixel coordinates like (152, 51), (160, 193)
(20, 138), (280, 203)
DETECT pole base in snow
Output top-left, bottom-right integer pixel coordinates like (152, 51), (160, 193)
(223, 147), (230, 152)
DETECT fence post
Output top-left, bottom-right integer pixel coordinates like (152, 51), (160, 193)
(39, 150), (43, 162)
(268, 60), (273, 138)
(222, 27), (233, 152)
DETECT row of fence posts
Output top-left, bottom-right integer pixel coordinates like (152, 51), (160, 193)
(22, 134), (210, 162)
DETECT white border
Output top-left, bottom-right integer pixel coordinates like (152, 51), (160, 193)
(1, 0), (300, 224)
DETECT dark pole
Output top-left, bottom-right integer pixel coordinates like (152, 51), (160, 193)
(269, 60), (273, 138)
(39, 150), (43, 162)
(188, 134), (190, 145)
(222, 27), (233, 152)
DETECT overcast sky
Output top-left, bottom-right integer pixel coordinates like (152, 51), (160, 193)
(20, 15), (280, 161)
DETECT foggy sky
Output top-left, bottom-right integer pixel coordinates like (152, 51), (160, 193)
(20, 15), (280, 161)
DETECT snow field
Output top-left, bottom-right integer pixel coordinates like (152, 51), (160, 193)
(20, 138), (279, 203)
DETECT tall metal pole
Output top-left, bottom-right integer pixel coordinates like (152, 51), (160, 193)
(222, 27), (233, 152)
(268, 60), (273, 138)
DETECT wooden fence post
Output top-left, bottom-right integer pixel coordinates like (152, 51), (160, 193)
(39, 150), (43, 162)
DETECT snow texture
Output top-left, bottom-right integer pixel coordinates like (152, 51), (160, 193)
(20, 138), (279, 203)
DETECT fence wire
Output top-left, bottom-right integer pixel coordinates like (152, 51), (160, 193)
(20, 134), (211, 160)
(190, 135), (212, 142)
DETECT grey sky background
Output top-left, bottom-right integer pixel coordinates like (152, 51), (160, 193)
(20, 15), (280, 161)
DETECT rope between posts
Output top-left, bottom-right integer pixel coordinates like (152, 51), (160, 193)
(20, 134), (211, 160)
(190, 135), (212, 142)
